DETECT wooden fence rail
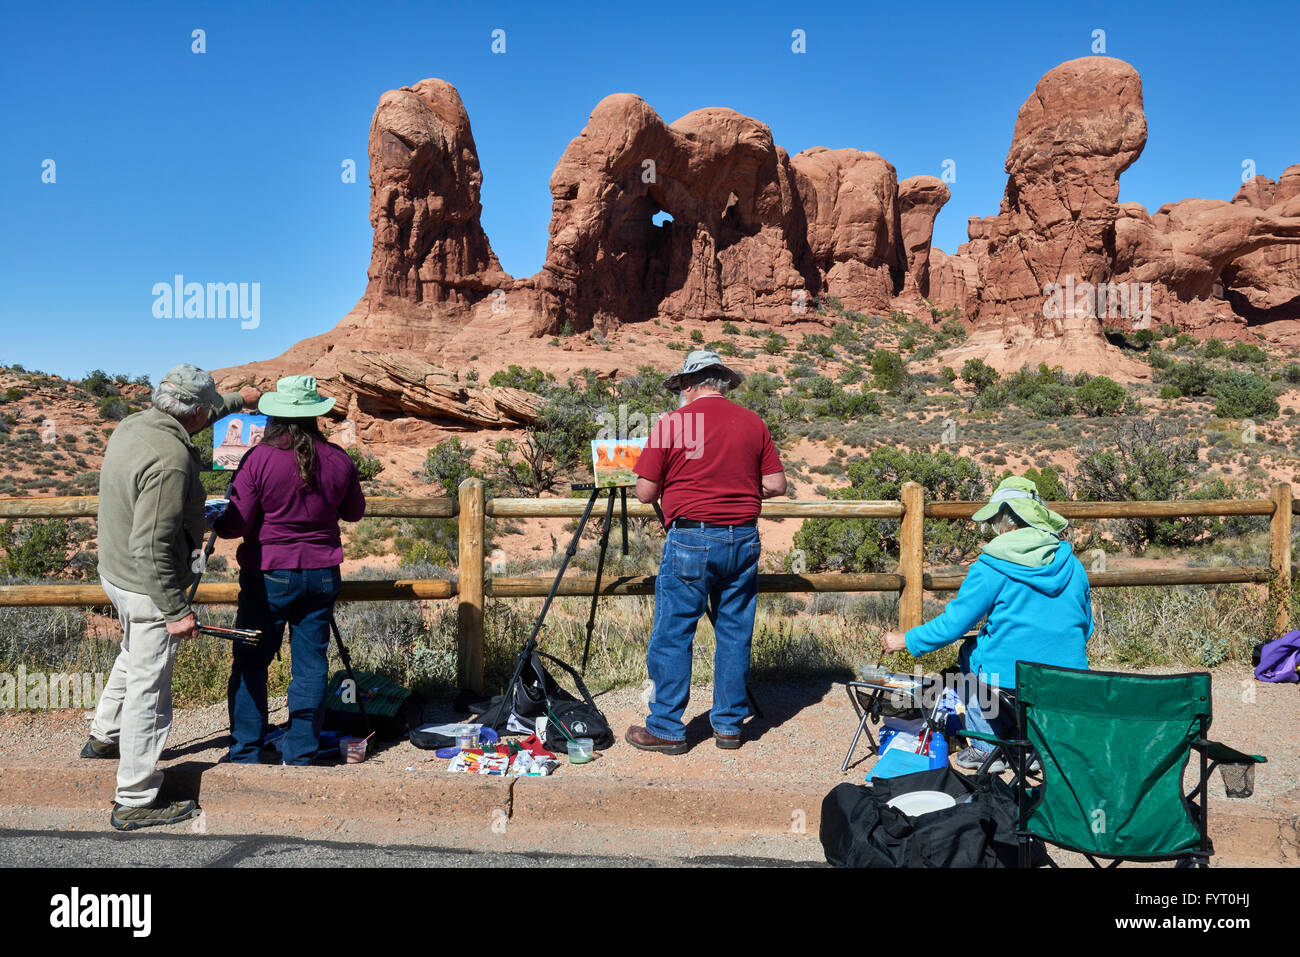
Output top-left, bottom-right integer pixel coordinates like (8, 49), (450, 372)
(0, 480), (1292, 693)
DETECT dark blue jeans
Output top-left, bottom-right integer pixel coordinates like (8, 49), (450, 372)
(646, 525), (760, 741)
(227, 566), (342, 765)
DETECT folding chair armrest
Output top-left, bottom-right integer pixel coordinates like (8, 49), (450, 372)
(957, 730), (1017, 749)
(1193, 740), (1267, 765)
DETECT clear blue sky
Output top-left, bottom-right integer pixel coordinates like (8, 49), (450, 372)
(2, 0), (1297, 383)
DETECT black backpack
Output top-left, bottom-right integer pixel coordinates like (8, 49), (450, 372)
(820, 767), (1047, 868)
(468, 650), (615, 751)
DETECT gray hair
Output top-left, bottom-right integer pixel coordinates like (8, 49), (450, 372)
(683, 371), (732, 393)
(987, 505), (1028, 535)
(152, 381), (203, 419)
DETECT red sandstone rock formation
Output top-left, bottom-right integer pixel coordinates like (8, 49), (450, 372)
(218, 58), (1300, 402)
(366, 79), (507, 308)
(536, 96), (815, 331)
(1221, 167), (1300, 330)
(896, 175), (950, 300)
(790, 148), (905, 314)
(964, 58), (1147, 345)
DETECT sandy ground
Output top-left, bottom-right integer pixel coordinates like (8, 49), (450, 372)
(1, 666), (1295, 866)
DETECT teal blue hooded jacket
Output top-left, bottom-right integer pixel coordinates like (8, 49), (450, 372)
(904, 536), (1092, 689)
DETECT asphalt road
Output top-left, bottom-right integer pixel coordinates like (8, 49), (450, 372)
(0, 829), (816, 868)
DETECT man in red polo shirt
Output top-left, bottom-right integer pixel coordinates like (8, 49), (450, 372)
(627, 350), (786, 753)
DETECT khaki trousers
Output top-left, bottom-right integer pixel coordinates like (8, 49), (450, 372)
(90, 576), (181, 807)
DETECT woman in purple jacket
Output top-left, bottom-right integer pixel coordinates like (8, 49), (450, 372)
(214, 376), (366, 764)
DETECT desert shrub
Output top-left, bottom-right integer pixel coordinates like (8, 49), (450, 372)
(1159, 385), (1182, 400)
(1282, 363), (1300, 384)
(869, 350), (907, 392)
(1074, 375), (1128, 416)
(82, 369), (118, 398)
(939, 319), (966, 341)
(793, 447), (986, 572)
(1073, 421), (1231, 549)
(423, 437), (480, 495)
(488, 365), (555, 394)
(960, 358), (999, 394)
(0, 518), (73, 578)
(346, 447), (384, 481)
(1225, 342), (1266, 364)
(801, 334), (837, 360)
(817, 390), (882, 419)
(1210, 370), (1278, 419)
(1023, 382), (1074, 418)
(97, 396), (130, 421)
(1156, 360), (1214, 397)
(1202, 338), (1227, 359)
(1147, 344), (1173, 370)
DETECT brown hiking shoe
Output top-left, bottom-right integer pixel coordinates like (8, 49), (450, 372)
(626, 726), (689, 755)
(713, 731), (741, 750)
(110, 799), (200, 832)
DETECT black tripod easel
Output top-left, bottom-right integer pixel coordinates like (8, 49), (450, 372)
(496, 482), (763, 724)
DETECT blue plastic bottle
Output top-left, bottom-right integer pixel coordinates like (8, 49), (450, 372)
(927, 728), (949, 769)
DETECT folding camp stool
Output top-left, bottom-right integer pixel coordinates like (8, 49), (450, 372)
(839, 674), (931, 772)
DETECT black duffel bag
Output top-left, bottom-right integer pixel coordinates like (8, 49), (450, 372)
(820, 766), (1046, 868)
(463, 650), (615, 751)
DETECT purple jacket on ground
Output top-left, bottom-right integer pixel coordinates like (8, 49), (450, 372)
(214, 439), (365, 570)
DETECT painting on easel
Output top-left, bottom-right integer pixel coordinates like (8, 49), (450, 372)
(590, 437), (647, 488)
(212, 413), (268, 470)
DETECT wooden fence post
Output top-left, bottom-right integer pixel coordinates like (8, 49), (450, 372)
(899, 481), (925, 632)
(457, 478), (485, 694)
(1270, 482), (1292, 636)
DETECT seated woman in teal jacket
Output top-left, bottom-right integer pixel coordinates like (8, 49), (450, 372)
(883, 475), (1092, 771)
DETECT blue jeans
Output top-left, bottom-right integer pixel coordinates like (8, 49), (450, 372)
(962, 673), (1014, 754)
(646, 525), (760, 741)
(227, 566), (342, 765)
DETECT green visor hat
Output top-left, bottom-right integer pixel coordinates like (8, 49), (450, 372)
(971, 475), (1068, 536)
(257, 375), (336, 418)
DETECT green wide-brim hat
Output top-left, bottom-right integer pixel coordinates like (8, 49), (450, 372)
(258, 375), (336, 418)
(663, 349), (744, 393)
(972, 475), (1068, 536)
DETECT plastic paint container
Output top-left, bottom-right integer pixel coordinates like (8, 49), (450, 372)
(455, 729), (481, 750)
(339, 736), (370, 764)
(566, 737), (594, 764)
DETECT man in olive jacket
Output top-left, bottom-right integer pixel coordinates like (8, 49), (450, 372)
(84, 364), (258, 831)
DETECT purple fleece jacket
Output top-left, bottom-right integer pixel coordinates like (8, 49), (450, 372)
(214, 439), (365, 570)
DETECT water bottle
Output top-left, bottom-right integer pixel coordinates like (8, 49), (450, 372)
(927, 728), (949, 768)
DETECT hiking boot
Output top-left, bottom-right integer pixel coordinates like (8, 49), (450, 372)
(80, 736), (119, 759)
(713, 730), (741, 750)
(952, 746), (1005, 773)
(626, 726), (688, 755)
(110, 799), (200, 832)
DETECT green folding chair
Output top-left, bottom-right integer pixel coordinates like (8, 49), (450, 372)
(960, 661), (1266, 868)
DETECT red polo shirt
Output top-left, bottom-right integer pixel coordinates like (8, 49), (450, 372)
(633, 395), (784, 526)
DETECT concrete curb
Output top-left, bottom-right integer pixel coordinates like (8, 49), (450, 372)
(0, 761), (1292, 865)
